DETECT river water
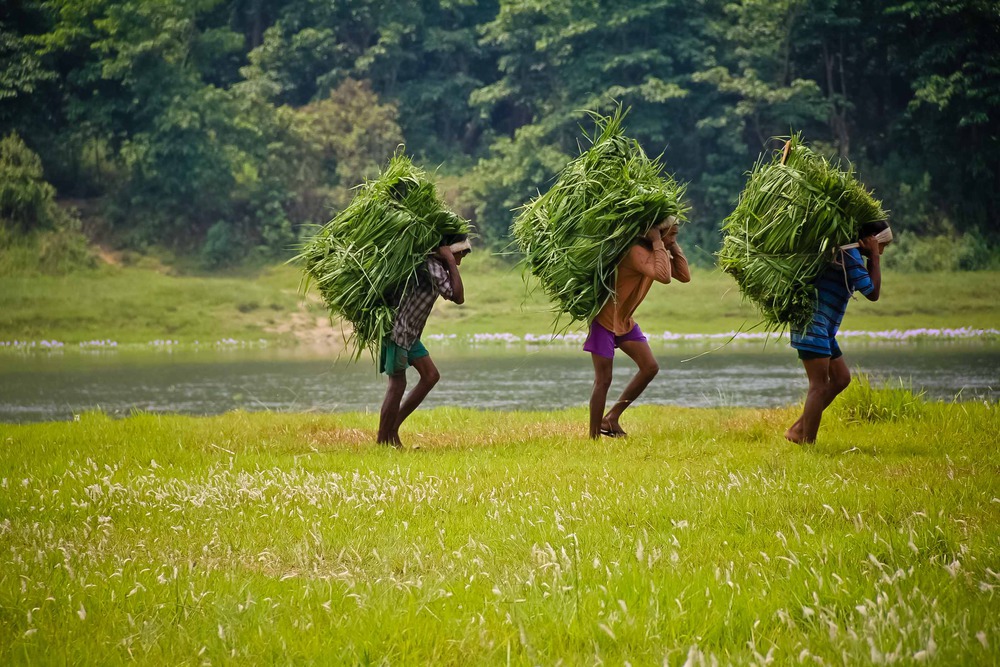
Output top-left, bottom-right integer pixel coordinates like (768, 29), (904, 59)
(1, 341), (997, 423)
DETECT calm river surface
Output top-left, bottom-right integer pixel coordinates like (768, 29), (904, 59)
(1, 342), (997, 423)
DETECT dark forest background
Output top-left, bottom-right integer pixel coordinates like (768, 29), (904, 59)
(2, 0), (998, 269)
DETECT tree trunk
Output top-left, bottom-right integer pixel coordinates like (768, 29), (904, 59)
(251, 0), (263, 49)
(823, 41), (850, 160)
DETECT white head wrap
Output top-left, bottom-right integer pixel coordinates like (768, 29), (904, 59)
(873, 227), (893, 245)
(840, 224), (893, 250)
(449, 239), (472, 254)
(654, 215), (679, 230)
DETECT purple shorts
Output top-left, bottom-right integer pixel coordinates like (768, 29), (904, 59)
(583, 322), (647, 359)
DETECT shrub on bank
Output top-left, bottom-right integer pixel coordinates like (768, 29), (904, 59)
(884, 230), (1000, 272)
(0, 133), (66, 233)
(0, 134), (95, 275)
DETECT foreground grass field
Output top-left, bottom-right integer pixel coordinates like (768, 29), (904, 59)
(1, 256), (998, 344)
(2, 391), (998, 663)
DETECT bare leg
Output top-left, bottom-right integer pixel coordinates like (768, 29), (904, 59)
(785, 357), (851, 442)
(786, 415), (804, 442)
(603, 339), (659, 434)
(378, 372), (407, 447)
(786, 356), (853, 443)
(589, 354), (614, 439)
(792, 358), (830, 444)
(395, 355), (440, 434)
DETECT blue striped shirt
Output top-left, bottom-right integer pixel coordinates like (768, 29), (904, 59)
(791, 248), (873, 353)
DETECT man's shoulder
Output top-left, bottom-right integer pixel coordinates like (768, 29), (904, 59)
(425, 256), (447, 273)
(620, 243), (649, 266)
(844, 247), (867, 268)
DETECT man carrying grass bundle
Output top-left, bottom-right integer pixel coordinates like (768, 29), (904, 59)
(377, 234), (470, 448)
(719, 134), (892, 444)
(511, 107), (689, 439)
(296, 151), (472, 447)
(587, 217), (690, 439)
(785, 220), (892, 444)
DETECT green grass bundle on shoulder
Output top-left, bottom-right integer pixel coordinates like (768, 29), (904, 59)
(511, 108), (688, 324)
(296, 152), (470, 359)
(717, 134), (887, 331)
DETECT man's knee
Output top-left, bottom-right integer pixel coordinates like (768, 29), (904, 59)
(641, 362), (660, 380)
(424, 368), (441, 386)
(593, 375), (613, 391)
(806, 378), (829, 397)
(831, 373), (851, 394)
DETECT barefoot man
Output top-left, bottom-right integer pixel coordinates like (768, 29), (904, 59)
(786, 221), (892, 443)
(585, 219), (690, 439)
(377, 234), (470, 447)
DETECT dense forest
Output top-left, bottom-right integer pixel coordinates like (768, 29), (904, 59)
(2, 0), (998, 268)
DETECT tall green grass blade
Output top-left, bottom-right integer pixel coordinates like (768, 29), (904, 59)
(718, 134), (888, 331)
(512, 106), (689, 325)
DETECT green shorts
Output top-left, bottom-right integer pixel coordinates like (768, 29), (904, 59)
(379, 337), (429, 376)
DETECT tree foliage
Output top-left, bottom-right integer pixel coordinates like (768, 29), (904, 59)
(0, 0), (996, 266)
(0, 132), (63, 232)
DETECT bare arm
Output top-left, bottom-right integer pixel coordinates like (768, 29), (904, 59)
(628, 228), (672, 283)
(668, 242), (691, 283)
(859, 236), (881, 301)
(436, 247), (465, 304)
(660, 224), (690, 283)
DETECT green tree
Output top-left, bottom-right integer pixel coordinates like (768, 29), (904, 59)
(0, 17), (56, 128)
(376, 0), (499, 161)
(887, 0), (1000, 235)
(469, 0), (713, 246)
(0, 132), (63, 232)
(292, 78), (404, 211)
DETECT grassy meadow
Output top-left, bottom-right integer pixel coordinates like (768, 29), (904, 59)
(2, 383), (999, 664)
(1, 255), (999, 345)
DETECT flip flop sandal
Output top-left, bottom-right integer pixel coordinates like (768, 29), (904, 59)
(600, 428), (627, 438)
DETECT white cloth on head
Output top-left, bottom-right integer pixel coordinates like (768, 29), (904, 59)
(839, 224), (893, 250)
(449, 239), (472, 254)
(873, 227), (893, 244)
(654, 216), (678, 230)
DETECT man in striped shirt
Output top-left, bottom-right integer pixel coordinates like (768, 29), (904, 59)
(377, 234), (470, 448)
(786, 220), (892, 444)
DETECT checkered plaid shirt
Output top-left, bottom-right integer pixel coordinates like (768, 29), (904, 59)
(391, 258), (454, 348)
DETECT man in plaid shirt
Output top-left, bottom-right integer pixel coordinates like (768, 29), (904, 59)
(377, 233), (470, 447)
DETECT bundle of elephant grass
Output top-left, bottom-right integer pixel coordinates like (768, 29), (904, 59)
(512, 108), (688, 324)
(717, 134), (887, 331)
(295, 152), (469, 359)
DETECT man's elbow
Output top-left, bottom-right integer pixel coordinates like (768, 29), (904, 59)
(451, 293), (465, 305)
(865, 290), (880, 302)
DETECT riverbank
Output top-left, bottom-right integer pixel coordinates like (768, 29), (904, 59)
(2, 397), (998, 664)
(3, 343), (998, 423)
(2, 257), (998, 347)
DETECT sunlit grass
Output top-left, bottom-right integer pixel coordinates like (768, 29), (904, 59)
(1, 255), (998, 344)
(0, 264), (302, 344)
(1, 398), (998, 663)
(834, 374), (927, 424)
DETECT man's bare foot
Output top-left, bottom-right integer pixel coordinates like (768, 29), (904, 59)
(377, 434), (404, 449)
(600, 418), (627, 437)
(784, 425), (811, 444)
